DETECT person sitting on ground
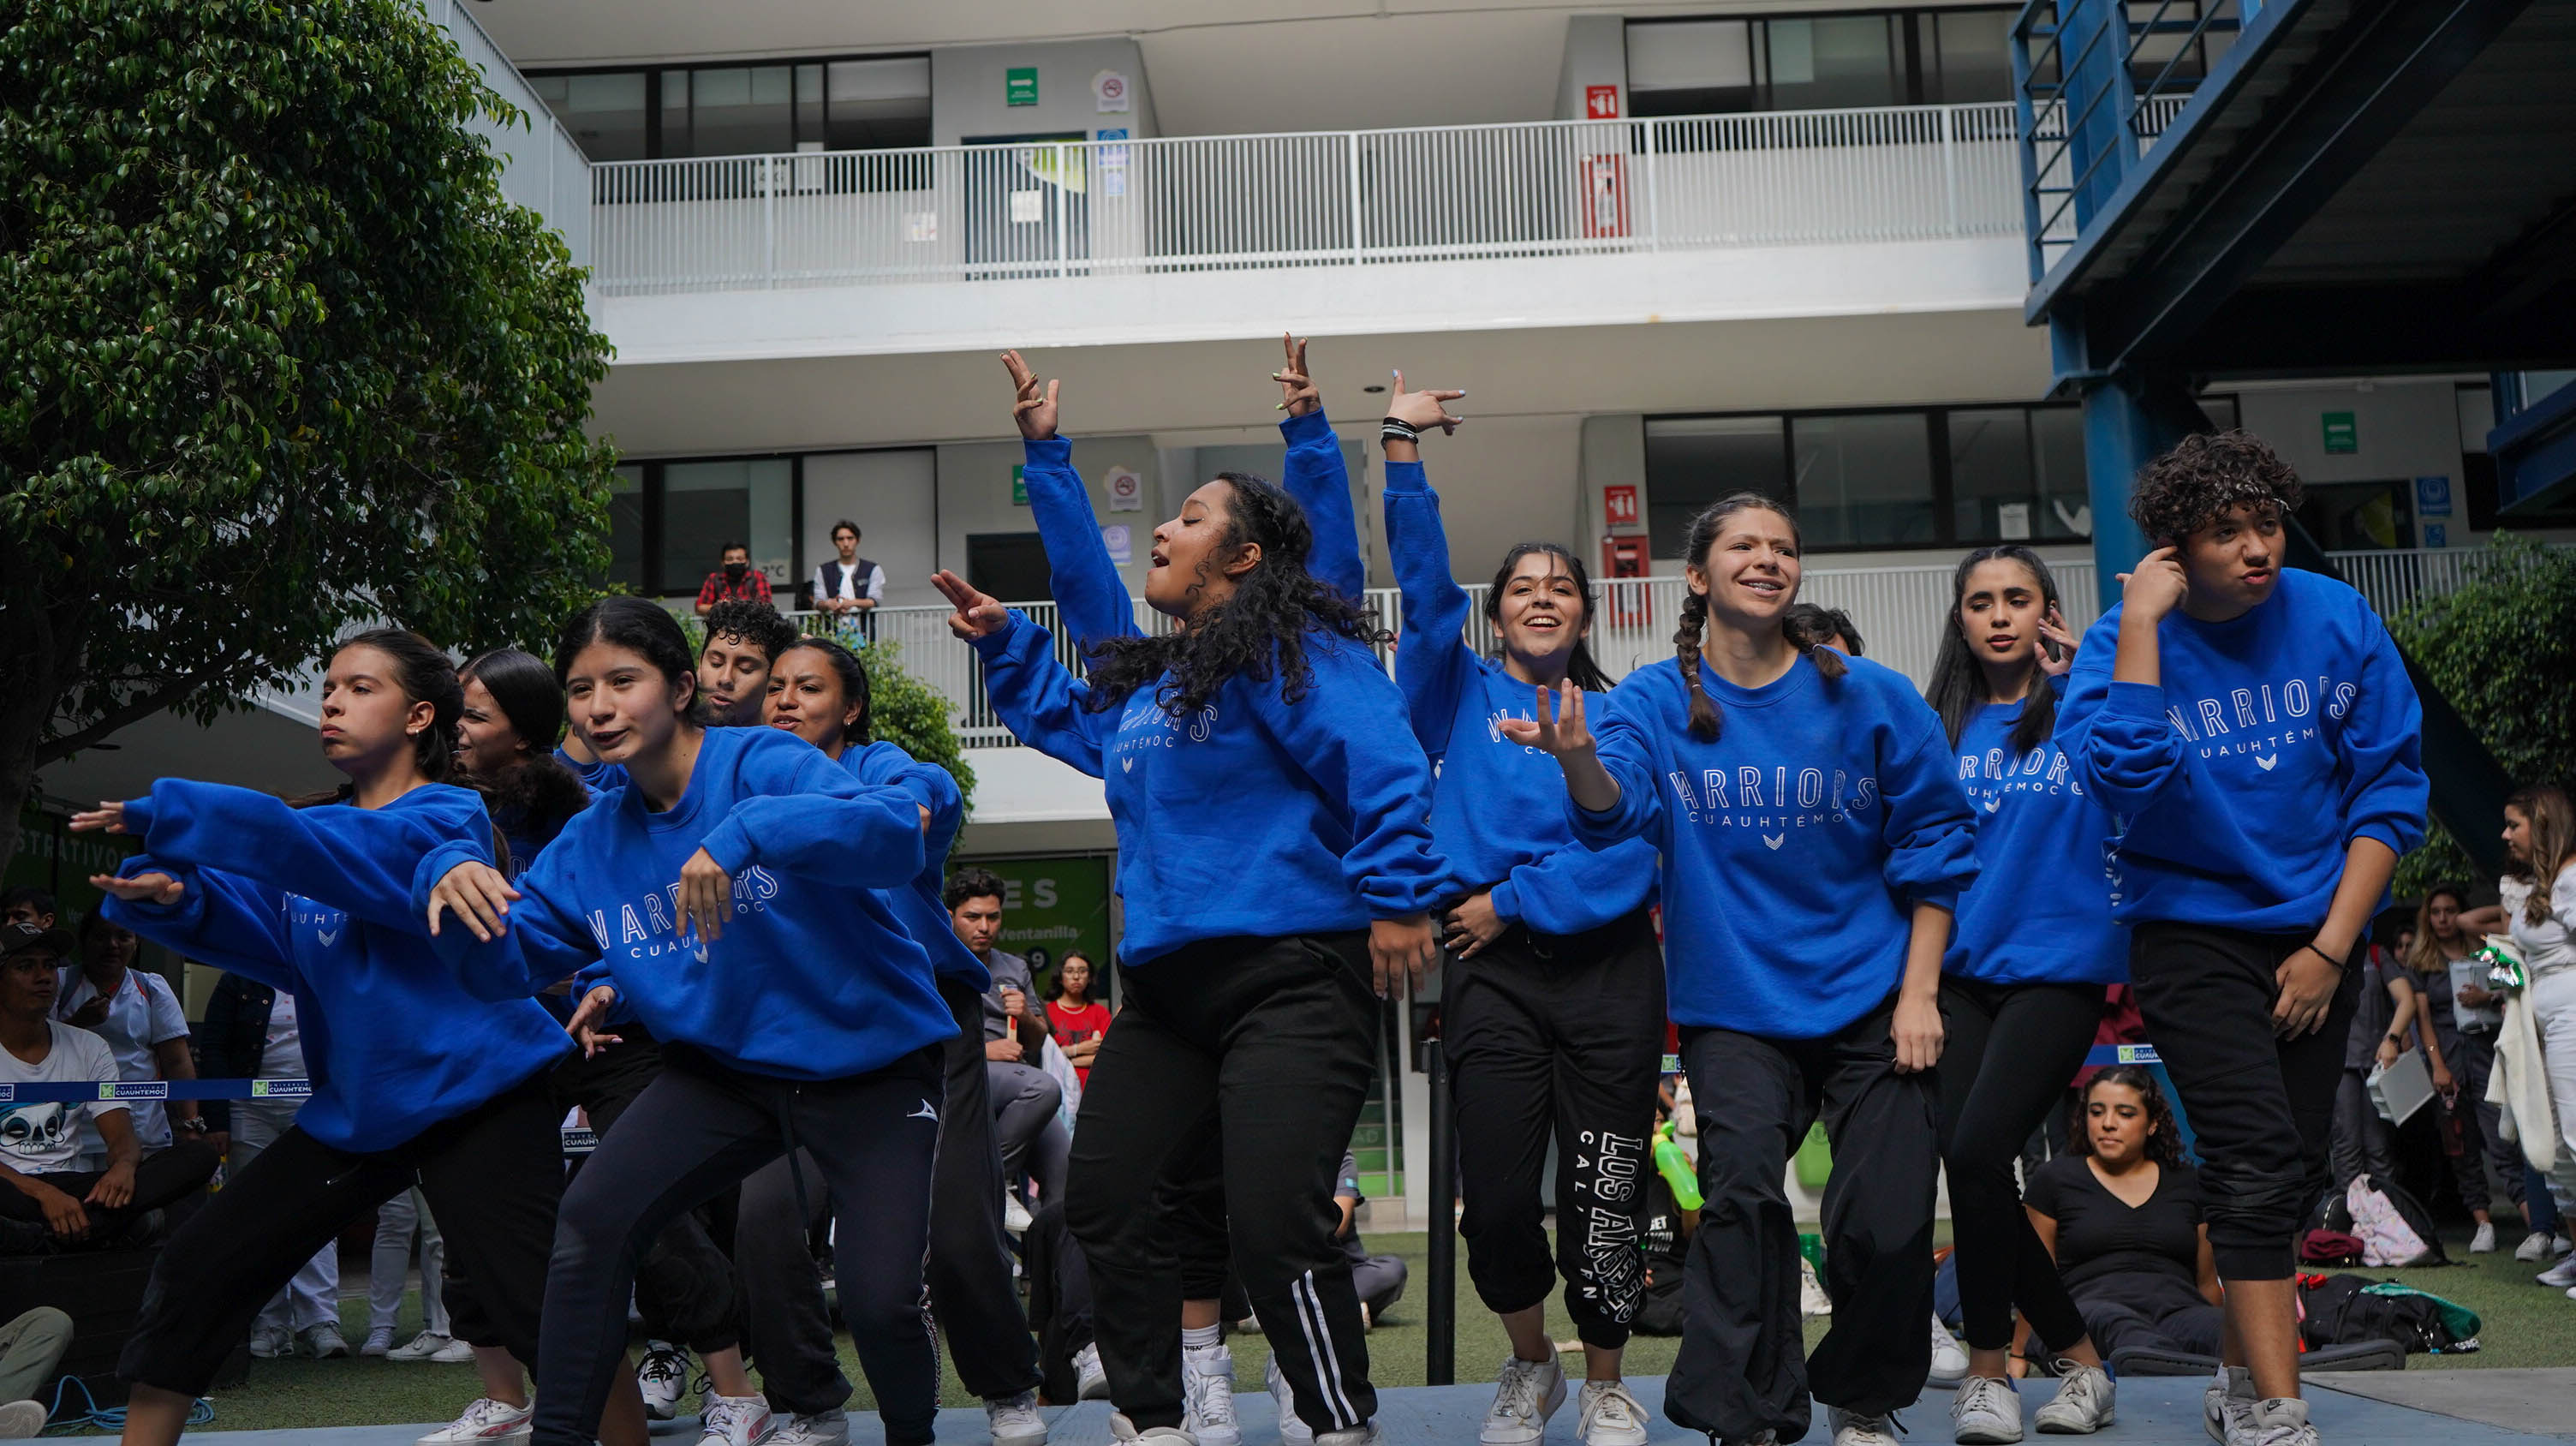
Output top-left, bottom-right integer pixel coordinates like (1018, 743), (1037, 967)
(695, 541), (773, 615)
(948, 868), (1069, 1219)
(1045, 951), (1111, 1087)
(0, 923), (218, 1252)
(2022, 1066), (2222, 1372)
(1333, 1154), (1407, 1329)
(54, 911), (208, 1177)
(0, 1306), (70, 1437)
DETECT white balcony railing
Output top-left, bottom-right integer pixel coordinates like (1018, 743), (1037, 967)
(590, 103), (2026, 296)
(422, 0), (592, 266)
(808, 546), (2533, 752)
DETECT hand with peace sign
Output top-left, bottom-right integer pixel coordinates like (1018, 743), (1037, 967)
(1380, 368), (1465, 463)
(1001, 350), (1060, 441)
(933, 570), (1011, 642)
(1272, 333), (1319, 417)
(1496, 680), (1623, 813)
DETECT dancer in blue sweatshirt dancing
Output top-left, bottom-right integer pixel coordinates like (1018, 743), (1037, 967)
(1507, 494), (1977, 1446)
(932, 447), (1446, 1446)
(77, 630), (588, 1446)
(1376, 378), (1664, 1446)
(1920, 547), (2121, 1442)
(2056, 433), (2424, 1446)
(418, 598), (956, 1446)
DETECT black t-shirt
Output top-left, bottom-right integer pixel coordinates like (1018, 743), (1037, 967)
(2024, 1155), (2203, 1294)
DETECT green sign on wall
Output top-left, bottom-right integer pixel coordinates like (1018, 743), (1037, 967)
(2322, 410), (2359, 454)
(975, 854), (1112, 994)
(1005, 67), (1039, 107)
(1011, 463), (1029, 505)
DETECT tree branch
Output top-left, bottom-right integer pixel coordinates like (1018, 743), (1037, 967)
(34, 678), (208, 768)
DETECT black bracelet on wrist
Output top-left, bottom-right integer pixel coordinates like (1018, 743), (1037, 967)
(1380, 417), (1419, 445)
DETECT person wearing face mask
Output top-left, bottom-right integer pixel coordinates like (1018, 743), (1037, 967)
(2056, 431), (2427, 1446)
(1919, 546), (2119, 1442)
(695, 541), (773, 616)
(1509, 494), (1977, 1446)
(1372, 376), (1664, 1446)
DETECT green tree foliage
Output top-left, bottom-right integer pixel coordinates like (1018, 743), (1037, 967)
(0, 0), (617, 875)
(2388, 535), (2576, 897)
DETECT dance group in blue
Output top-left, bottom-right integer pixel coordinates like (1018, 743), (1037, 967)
(76, 338), (2424, 1446)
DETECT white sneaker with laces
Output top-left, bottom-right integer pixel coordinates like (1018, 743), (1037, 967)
(431, 1335), (478, 1364)
(769, 1410), (850, 1446)
(362, 1325), (397, 1357)
(2537, 1254), (2576, 1288)
(1577, 1380), (1650, 1446)
(2203, 1367), (2255, 1444)
(2470, 1221), (2498, 1253)
(301, 1324), (350, 1359)
(987, 1389), (1049, 1446)
(249, 1327), (293, 1359)
(2515, 1231), (2552, 1262)
(1267, 1356), (1312, 1446)
(1480, 1354), (1566, 1446)
(2033, 1364), (2114, 1435)
(1828, 1407), (1902, 1446)
(1075, 1342), (1111, 1401)
(1952, 1375), (2023, 1444)
(0, 1400), (45, 1439)
(1184, 1343), (1241, 1446)
(2231, 1398), (2317, 1446)
(1108, 1413), (1198, 1445)
(386, 1330), (452, 1362)
(414, 1397), (535, 1446)
(1004, 1192), (1035, 1235)
(636, 1342), (689, 1421)
(1929, 1317), (1970, 1385)
(696, 1393), (773, 1446)
(1314, 1429), (1380, 1446)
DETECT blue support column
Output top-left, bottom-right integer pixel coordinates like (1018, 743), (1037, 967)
(2078, 375), (2179, 612)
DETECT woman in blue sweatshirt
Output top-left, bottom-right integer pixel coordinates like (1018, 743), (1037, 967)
(1506, 493), (1977, 1446)
(2055, 433), (2425, 1446)
(417, 597), (956, 1446)
(1919, 547), (2120, 1443)
(1378, 379), (1663, 1446)
(931, 453), (1446, 1446)
(75, 630), (579, 1446)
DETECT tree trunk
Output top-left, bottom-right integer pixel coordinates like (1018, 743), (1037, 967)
(0, 655), (58, 887)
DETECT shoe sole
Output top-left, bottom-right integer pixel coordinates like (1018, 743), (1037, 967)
(992, 1426), (1050, 1446)
(2036, 1412), (2112, 1435)
(1953, 1423), (2024, 1445)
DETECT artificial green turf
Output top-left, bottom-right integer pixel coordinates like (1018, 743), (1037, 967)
(76, 1223), (2571, 1435)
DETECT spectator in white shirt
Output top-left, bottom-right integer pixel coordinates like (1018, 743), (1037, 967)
(56, 911), (204, 1165)
(811, 520), (886, 641)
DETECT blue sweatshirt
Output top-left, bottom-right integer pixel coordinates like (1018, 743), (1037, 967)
(416, 726), (955, 1079)
(2054, 567), (2428, 932)
(101, 781), (572, 1153)
(972, 611), (1448, 963)
(1944, 678), (2128, 985)
(839, 738), (991, 991)
(1382, 458), (1657, 935)
(1574, 654), (1979, 1037)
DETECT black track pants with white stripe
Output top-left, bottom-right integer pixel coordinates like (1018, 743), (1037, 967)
(1067, 932), (1381, 1435)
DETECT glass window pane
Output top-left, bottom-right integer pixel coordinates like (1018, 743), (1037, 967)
(2031, 407), (2090, 540)
(826, 57), (933, 151)
(1626, 21), (1757, 115)
(1933, 9), (2016, 104)
(1768, 16), (1900, 111)
(1644, 416), (1787, 557)
(530, 71), (647, 161)
(1791, 413), (1935, 548)
(605, 465), (646, 591)
(796, 63), (825, 146)
(660, 69), (689, 156)
(661, 459), (793, 592)
(1949, 409), (2035, 543)
(680, 66), (796, 158)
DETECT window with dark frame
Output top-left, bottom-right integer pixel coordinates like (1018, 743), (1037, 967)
(1626, 7), (2024, 118)
(528, 53), (931, 163)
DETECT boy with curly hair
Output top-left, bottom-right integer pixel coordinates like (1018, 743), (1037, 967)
(2055, 430), (2428, 1446)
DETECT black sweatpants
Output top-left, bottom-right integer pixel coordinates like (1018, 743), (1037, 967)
(1068, 933), (1380, 1437)
(2072, 1272), (2223, 1360)
(1935, 975), (2102, 1354)
(121, 1070), (563, 1396)
(2443, 1029), (2514, 1215)
(1444, 906), (1665, 1350)
(735, 977), (1041, 1415)
(2129, 924), (2360, 1282)
(532, 1046), (945, 1446)
(0, 1138), (218, 1234)
(1667, 996), (1940, 1442)
(552, 1029), (742, 1355)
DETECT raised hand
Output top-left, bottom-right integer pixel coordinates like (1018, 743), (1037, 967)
(1386, 369), (1465, 436)
(2115, 546), (2189, 623)
(426, 860), (521, 941)
(2036, 604), (2079, 677)
(1001, 350), (1061, 440)
(933, 570), (1010, 641)
(1496, 680), (1593, 758)
(68, 801), (130, 834)
(88, 871), (184, 907)
(1273, 333), (1320, 417)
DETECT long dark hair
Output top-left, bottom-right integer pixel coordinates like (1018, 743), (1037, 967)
(1926, 546), (2064, 752)
(1487, 542), (1613, 691)
(777, 636), (874, 743)
(554, 596), (706, 724)
(1082, 473), (1386, 720)
(2069, 1065), (2184, 1168)
(293, 629), (464, 808)
(1673, 493), (1845, 741)
(460, 648), (588, 852)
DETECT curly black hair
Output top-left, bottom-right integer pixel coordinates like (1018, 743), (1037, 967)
(2067, 1064), (2185, 1168)
(2127, 429), (2305, 547)
(703, 599), (799, 665)
(1081, 472), (1387, 720)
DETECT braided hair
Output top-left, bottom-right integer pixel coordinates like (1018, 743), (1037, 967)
(1082, 473), (1387, 720)
(1672, 493), (1845, 741)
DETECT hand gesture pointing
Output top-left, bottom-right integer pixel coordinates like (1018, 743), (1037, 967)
(933, 571), (1010, 642)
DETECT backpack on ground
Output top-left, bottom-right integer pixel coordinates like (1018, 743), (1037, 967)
(2298, 1272), (2478, 1353)
(2343, 1174), (2445, 1266)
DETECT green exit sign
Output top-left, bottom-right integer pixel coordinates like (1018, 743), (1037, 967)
(1005, 67), (1039, 106)
(2322, 410), (2358, 453)
(1011, 464), (1029, 505)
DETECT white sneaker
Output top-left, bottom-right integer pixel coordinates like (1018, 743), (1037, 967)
(1267, 1356), (1311, 1446)
(636, 1341), (689, 1421)
(1952, 1377), (2023, 1444)
(2537, 1254), (2576, 1288)
(1929, 1317), (1970, 1385)
(1314, 1430), (1380, 1446)
(1004, 1192), (1034, 1235)
(987, 1389), (1049, 1446)
(2557, 1234), (2573, 1255)
(362, 1325), (398, 1357)
(2033, 1364), (2114, 1435)
(770, 1410), (850, 1446)
(387, 1330), (452, 1362)
(2517, 1230), (2553, 1262)
(2203, 1367), (2254, 1445)
(1480, 1354), (1566, 1446)
(1828, 1407), (1902, 1446)
(416, 1397), (534, 1446)
(1184, 1343), (1241, 1446)
(1577, 1380), (1650, 1446)
(301, 1324), (351, 1359)
(0, 1401), (44, 1439)
(697, 1394), (774, 1446)
(2470, 1221), (2498, 1253)
(2233, 1398), (2317, 1446)
(248, 1326), (293, 1359)
(1075, 1342), (1112, 1401)
(1800, 1257), (1834, 1318)
(1108, 1413), (1197, 1445)
(431, 1335), (478, 1364)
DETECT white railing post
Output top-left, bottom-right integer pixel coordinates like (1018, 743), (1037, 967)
(1054, 142), (1070, 278)
(1941, 105), (1961, 236)
(1642, 118), (1661, 251)
(761, 156), (777, 288)
(1348, 131), (1366, 266)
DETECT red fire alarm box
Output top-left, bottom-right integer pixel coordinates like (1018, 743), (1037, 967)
(1602, 535), (1649, 624)
(1603, 484), (1639, 530)
(1580, 153), (1628, 238)
(1585, 85), (1621, 120)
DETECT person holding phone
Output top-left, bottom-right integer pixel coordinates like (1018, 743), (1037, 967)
(2056, 431), (2426, 1446)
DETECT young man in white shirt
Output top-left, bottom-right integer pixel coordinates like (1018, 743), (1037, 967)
(54, 913), (204, 1166)
(811, 520), (886, 640)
